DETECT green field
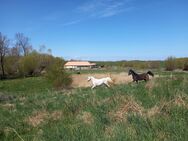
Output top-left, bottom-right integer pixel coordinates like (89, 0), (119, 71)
(0, 72), (188, 141)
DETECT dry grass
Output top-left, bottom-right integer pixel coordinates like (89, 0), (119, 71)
(146, 106), (160, 118)
(77, 111), (94, 125)
(146, 95), (188, 118)
(0, 103), (15, 110)
(50, 110), (63, 121)
(26, 110), (49, 127)
(109, 97), (143, 122)
(26, 110), (63, 127)
(173, 95), (187, 107)
(104, 126), (115, 138)
(109, 94), (187, 122)
(18, 97), (26, 102)
(161, 95), (188, 110)
(145, 79), (157, 90)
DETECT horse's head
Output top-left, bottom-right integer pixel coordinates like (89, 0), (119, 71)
(87, 76), (92, 81)
(128, 69), (133, 75)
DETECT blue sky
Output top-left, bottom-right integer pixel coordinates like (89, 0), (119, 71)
(0, 0), (188, 61)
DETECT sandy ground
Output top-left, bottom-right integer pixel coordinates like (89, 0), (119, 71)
(71, 72), (131, 88)
(71, 72), (155, 88)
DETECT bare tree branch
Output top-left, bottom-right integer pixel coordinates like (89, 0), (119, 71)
(15, 33), (32, 56)
(0, 32), (9, 79)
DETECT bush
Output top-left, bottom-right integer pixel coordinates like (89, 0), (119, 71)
(39, 54), (54, 69)
(183, 62), (188, 71)
(165, 56), (176, 71)
(46, 57), (72, 89)
(4, 56), (19, 76)
(175, 59), (184, 69)
(18, 52), (40, 76)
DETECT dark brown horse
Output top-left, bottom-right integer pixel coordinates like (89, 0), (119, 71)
(128, 69), (154, 83)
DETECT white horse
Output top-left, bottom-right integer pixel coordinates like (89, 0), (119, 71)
(87, 76), (113, 89)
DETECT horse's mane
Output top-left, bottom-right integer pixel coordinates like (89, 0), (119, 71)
(129, 69), (138, 76)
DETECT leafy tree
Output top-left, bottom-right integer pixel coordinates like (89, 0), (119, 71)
(18, 51), (40, 76)
(46, 57), (72, 89)
(4, 56), (19, 76)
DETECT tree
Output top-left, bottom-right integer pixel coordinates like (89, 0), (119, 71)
(0, 32), (9, 79)
(165, 56), (176, 71)
(47, 48), (52, 55)
(15, 33), (32, 56)
(9, 47), (20, 56)
(39, 44), (52, 55)
(18, 51), (40, 76)
(46, 57), (72, 89)
(39, 44), (46, 53)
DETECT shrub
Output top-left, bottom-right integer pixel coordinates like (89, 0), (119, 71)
(183, 62), (188, 71)
(46, 57), (72, 89)
(175, 59), (184, 69)
(165, 56), (176, 71)
(39, 54), (54, 69)
(4, 56), (19, 76)
(18, 52), (40, 76)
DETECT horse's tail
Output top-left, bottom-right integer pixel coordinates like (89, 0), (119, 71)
(147, 71), (154, 77)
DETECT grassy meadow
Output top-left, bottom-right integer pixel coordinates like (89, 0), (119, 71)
(0, 72), (188, 141)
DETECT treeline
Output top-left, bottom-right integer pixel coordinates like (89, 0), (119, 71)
(94, 57), (188, 71)
(0, 32), (51, 78)
(165, 57), (188, 71)
(0, 32), (72, 88)
(94, 60), (162, 69)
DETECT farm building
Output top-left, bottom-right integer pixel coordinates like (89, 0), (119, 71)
(64, 61), (96, 70)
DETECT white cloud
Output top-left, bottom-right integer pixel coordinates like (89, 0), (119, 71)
(78, 0), (133, 18)
(62, 19), (81, 27)
(43, 0), (134, 27)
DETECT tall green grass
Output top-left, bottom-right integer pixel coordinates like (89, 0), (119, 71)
(0, 73), (187, 141)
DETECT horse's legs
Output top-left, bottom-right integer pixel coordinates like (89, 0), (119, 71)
(104, 82), (110, 88)
(146, 75), (149, 81)
(91, 85), (96, 89)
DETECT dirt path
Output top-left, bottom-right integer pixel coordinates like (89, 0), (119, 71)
(71, 72), (133, 88)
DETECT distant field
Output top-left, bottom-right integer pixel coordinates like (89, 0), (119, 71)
(69, 68), (159, 74)
(0, 72), (188, 141)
